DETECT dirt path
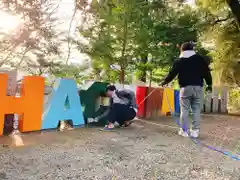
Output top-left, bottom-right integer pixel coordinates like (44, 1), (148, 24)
(0, 115), (239, 180)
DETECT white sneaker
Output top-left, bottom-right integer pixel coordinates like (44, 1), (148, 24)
(114, 122), (119, 126)
(105, 123), (115, 128)
(178, 129), (189, 137)
(59, 122), (65, 132)
(190, 129), (199, 138)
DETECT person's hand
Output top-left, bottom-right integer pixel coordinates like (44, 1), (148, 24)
(206, 86), (212, 93)
(159, 82), (168, 88)
(87, 118), (94, 123)
(87, 117), (99, 123)
(159, 81), (165, 87)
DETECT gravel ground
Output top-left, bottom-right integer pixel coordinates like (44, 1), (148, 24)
(0, 115), (240, 180)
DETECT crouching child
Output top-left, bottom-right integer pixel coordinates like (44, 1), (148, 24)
(88, 85), (138, 130)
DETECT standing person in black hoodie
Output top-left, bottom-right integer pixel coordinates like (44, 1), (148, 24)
(160, 42), (212, 138)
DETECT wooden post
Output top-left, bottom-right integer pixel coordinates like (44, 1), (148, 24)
(220, 86), (228, 113)
(149, 70), (152, 88)
(205, 92), (212, 113)
(212, 87), (219, 113)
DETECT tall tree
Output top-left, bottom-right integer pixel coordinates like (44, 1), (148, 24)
(133, 3), (200, 84)
(0, 0), (70, 74)
(77, 0), (200, 84)
(77, 0), (163, 83)
(196, 0), (240, 86)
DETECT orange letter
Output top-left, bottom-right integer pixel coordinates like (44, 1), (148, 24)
(0, 74), (44, 135)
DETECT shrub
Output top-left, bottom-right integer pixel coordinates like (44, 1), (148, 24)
(228, 88), (240, 113)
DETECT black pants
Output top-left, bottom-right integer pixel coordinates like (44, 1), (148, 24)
(107, 103), (136, 126)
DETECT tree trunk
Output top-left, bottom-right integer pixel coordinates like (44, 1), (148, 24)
(120, 68), (125, 85)
(226, 0), (240, 27)
(149, 70), (152, 87)
(139, 0), (149, 83)
(140, 55), (148, 83)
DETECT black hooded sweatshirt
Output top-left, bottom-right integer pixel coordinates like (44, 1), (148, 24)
(162, 53), (212, 88)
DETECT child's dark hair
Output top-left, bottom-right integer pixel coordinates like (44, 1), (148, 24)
(180, 42), (194, 51)
(106, 85), (116, 92)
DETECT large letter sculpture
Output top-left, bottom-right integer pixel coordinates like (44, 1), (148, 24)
(161, 87), (175, 115)
(0, 74), (44, 135)
(41, 78), (84, 130)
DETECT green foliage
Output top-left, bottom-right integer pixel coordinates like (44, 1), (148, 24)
(228, 88), (240, 113)
(212, 27), (240, 86)
(196, 0), (227, 15)
(78, 0), (201, 83)
(0, 0), (67, 74)
(196, 0), (240, 86)
(153, 6), (199, 63)
(151, 68), (169, 83)
(77, 0), (162, 82)
(51, 63), (89, 85)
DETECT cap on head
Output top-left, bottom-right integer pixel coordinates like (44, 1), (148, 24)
(180, 42), (194, 52)
(106, 85), (116, 92)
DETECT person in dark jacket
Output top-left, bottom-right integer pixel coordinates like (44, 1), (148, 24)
(88, 85), (138, 130)
(160, 42), (212, 138)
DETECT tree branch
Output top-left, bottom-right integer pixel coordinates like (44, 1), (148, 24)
(16, 47), (30, 68)
(0, 0), (63, 67)
(66, 0), (77, 64)
(212, 14), (232, 25)
(121, 14), (128, 67)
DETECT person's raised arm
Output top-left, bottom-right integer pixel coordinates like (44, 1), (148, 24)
(160, 60), (179, 86)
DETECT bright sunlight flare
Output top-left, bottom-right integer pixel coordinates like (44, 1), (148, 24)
(0, 11), (22, 33)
